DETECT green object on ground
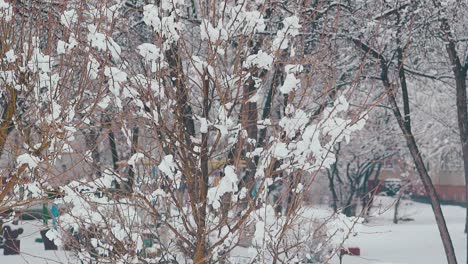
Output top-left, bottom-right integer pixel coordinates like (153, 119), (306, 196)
(143, 238), (153, 248)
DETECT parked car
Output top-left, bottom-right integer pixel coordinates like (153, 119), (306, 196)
(381, 178), (402, 196)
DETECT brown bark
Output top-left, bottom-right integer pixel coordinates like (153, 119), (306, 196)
(0, 164), (27, 204)
(242, 73), (258, 191)
(0, 86), (17, 158)
(166, 42), (196, 210)
(193, 71), (210, 264)
(166, 45), (195, 140)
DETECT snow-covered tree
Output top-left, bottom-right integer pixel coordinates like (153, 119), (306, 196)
(2, 0), (466, 263)
(0, 0), (376, 263)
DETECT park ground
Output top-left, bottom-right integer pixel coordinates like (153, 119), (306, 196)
(0, 196), (465, 264)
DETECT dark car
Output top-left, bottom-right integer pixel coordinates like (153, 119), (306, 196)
(381, 178), (402, 196)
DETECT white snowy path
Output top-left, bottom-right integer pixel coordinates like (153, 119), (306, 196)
(334, 196), (467, 264)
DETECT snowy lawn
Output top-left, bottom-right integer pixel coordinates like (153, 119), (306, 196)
(334, 196), (466, 264)
(0, 196), (465, 264)
(0, 221), (74, 264)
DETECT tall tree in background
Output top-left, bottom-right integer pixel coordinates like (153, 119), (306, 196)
(431, 0), (468, 260)
(343, 1), (466, 262)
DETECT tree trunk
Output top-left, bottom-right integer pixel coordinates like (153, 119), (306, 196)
(108, 129), (119, 171)
(451, 52), (468, 237)
(193, 71), (210, 264)
(166, 42), (195, 209)
(382, 61), (458, 264)
(367, 162), (382, 218)
(353, 37), (458, 263)
(84, 127), (101, 179)
(390, 93), (457, 264)
(429, 1), (467, 259)
(0, 86), (16, 158)
(242, 73), (258, 192)
(327, 166), (339, 212)
(450, 39), (468, 263)
(393, 194), (401, 224)
(127, 126), (139, 191)
(343, 191), (356, 217)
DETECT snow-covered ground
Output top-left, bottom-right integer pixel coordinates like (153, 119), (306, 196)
(333, 196), (467, 264)
(0, 221), (73, 263)
(0, 196), (466, 263)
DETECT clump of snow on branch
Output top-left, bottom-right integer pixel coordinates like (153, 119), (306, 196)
(207, 166), (239, 210)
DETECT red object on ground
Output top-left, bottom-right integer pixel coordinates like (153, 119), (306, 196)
(340, 247), (361, 256)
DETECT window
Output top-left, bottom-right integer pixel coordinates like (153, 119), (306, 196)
(384, 157), (394, 169)
(441, 151), (462, 171)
